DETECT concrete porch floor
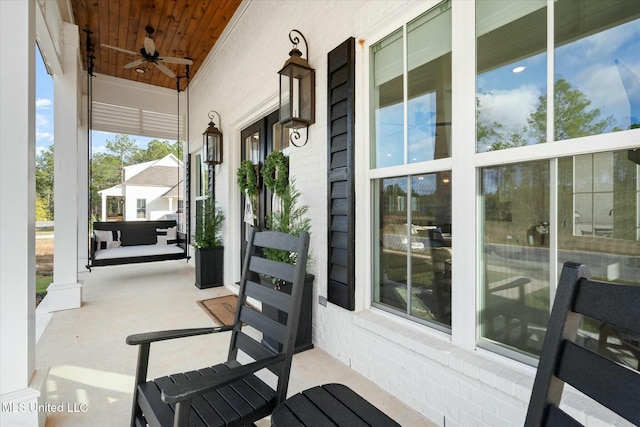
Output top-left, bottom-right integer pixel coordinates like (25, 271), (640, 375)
(36, 261), (435, 426)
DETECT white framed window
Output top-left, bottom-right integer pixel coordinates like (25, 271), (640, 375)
(367, 0), (640, 365)
(136, 198), (146, 219)
(476, 0), (640, 363)
(370, 1), (453, 330)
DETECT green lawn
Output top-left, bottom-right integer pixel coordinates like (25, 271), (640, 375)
(36, 276), (52, 295)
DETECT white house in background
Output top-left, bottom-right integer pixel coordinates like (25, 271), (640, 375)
(98, 153), (183, 222)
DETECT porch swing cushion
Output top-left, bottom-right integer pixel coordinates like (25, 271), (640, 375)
(94, 229), (122, 249)
(93, 244), (184, 260)
(89, 220), (188, 267)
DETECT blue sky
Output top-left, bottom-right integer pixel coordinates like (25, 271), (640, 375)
(35, 49), (155, 156)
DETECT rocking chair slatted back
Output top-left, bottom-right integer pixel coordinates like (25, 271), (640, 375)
(525, 262), (640, 427)
(229, 228), (310, 402)
(128, 228), (310, 427)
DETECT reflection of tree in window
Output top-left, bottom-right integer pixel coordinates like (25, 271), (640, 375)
(478, 79), (615, 151)
(529, 79), (614, 142)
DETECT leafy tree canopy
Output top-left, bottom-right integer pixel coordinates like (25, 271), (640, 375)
(35, 145), (54, 219)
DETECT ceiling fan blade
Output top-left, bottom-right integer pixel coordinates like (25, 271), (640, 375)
(154, 62), (176, 78)
(143, 36), (156, 56)
(158, 57), (193, 65)
(123, 58), (146, 69)
(102, 44), (139, 56)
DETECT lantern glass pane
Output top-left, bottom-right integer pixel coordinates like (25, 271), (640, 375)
(215, 134), (222, 163)
(280, 73), (291, 121)
(216, 136), (220, 162)
(292, 75), (300, 118)
(299, 72), (312, 122)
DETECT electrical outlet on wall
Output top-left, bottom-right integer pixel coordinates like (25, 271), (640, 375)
(318, 295), (327, 306)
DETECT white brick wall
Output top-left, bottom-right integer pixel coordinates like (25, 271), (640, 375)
(187, 1), (631, 426)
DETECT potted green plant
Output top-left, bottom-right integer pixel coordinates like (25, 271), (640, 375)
(193, 198), (225, 289)
(261, 152), (313, 351)
(263, 181), (311, 270)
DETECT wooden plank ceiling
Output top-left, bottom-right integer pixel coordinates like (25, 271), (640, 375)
(71, 0), (242, 90)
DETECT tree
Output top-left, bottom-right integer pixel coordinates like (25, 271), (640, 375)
(130, 139), (181, 163)
(90, 134), (181, 218)
(35, 145), (54, 219)
(476, 97), (505, 152)
(105, 134), (138, 183)
(90, 152), (122, 217)
(487, 128), (528, 151)
(528, 78), (614, 143)
(35, 197), (49, 221)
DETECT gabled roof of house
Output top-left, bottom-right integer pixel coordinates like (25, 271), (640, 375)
(99, 154), (183, 193)
(125, 165), (183, 186)
(162, 182), (184, 199)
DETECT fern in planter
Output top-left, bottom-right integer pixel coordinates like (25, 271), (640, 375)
(193, 198), (225, 288)
(261, 179), (314, 352)
(263, 180), (312, 271)
(193, 198), (224, 248)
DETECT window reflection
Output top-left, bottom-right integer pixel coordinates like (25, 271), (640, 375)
(375, 172), (452, 328)
(477, 1), (640, 153)
(555, 0), (640, 136)
(558, 150), (640, 278)
(476, 1), (547, 152)
(407, 7), (452, 162)
(372, 29), (404, 168)
(480, 161), (551, 357)
(559, 149), (640, 371)
(372, 2), (451, 167)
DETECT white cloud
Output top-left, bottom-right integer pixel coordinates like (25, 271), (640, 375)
(36, 98), (52, 109)
(478, 84), (542, 132)
(578, 22), (639, 63)
(36, 112), (50, 127)
(579, 64), (628, 117)
(36, 129), (54, 144)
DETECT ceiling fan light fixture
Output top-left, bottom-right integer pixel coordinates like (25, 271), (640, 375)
(102, 25), (192, 79)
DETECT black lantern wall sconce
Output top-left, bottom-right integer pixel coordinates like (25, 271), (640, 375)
(278, 29), (315, 147)
(203, 111), (223, 166)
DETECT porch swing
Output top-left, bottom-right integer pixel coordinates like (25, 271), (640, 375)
(85, 32), (191, 270)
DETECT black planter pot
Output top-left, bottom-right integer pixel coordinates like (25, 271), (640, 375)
(195, 246), (224, 289)
(260, 274), (314, 353)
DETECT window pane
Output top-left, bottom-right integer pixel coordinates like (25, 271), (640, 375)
(559, 150), (640, 267)
(407, 3), (452, 162)
(410, 173), (452, 326)
(374, 172), (452, 328)
(136, 199), (146, 219)
(558, 149), (640, 370)
(476, 0), (547, 152)
(554, 0), (640, 139)
(377, 177), (409, 311)
(195, 154), (202, 197)
(371, 29), (404, 168)
(480, 161), (550, 357)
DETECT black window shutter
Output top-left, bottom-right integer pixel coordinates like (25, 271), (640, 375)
(327, 37), (355, 310)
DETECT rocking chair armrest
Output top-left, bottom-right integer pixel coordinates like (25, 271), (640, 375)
(161, 354), (286, 404)
(126, 325), (234, 346)
(488, 277), (531, 294)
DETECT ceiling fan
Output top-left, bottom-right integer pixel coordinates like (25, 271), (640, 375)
(101, 26), (192, 78)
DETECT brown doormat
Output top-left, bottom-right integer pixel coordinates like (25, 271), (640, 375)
(197, 295), (239, 326)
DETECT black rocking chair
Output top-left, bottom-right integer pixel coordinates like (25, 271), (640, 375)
(126, 228), (310, 427)
(524, 261), (640, 426)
